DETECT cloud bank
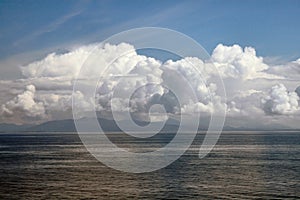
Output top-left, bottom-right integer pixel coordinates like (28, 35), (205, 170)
(0, 43), (299, 128)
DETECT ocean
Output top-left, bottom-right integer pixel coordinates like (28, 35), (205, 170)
(0, 132), (299, 199)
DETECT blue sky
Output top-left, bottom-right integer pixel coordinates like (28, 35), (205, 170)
(0, 0), (299, 62)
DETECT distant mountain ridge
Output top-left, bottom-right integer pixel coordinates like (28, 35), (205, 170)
(0, 118), (298, 133)
(0, 118), (179, 133)
(0, 123), (33, 132)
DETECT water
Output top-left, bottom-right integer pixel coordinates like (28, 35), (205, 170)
(0, 132), (299, 199)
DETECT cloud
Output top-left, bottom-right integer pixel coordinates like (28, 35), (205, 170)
(17, 43), (225, 122)
(1, 85), (46, 124)
(1, 42), (300, 128)
(211, 44), (280, 80)
(227, 90), (265, 117)
(296, 86), (300, 98)
(262, 84), (299, 115)
(267, 58), (300, 80)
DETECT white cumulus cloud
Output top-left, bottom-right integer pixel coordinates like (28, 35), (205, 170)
(1, 85), (46, 124)
(211, 44), (278, 80)
(0, 42), (299, 129)
(262, 84), (299, 115)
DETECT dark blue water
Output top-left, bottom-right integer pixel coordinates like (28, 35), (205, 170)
(0, 132), (299, 199)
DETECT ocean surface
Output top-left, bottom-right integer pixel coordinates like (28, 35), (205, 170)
(0, 131), (299, 199)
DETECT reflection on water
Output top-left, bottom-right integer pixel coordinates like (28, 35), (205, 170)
(0, 132), (299, 199)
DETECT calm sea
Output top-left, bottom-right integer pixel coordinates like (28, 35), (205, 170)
(0, 132), (299, 199)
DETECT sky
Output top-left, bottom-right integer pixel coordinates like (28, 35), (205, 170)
(0, 0), (300, 128)
(1, 0), (300, 79)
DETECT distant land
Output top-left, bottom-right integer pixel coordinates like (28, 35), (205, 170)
(0, 117), (298, 133)
(0, 118), (178, 133)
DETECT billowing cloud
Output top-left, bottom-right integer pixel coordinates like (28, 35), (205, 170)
(20, 43), (140, 79)
(262, 84), (299, 115)
(0, 42), (299, 129)
(1, 85), (46, 124)
(211, 44), (280, 80)
(227, 90), (265, 117)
